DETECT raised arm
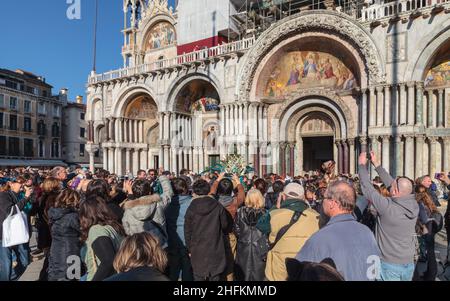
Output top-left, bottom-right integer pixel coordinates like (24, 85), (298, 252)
(358, 153), (390, 215)
(158, 175), (173, 207)
(370, 151), (395, 187)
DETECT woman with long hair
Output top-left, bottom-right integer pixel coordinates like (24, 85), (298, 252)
(36, 177), (61, 281)
(47, 189), (81, 281)
(105, 232), (169, 281)
(79, 197), (126, 281)
(414, 184), (441, 281)
(234, 188), (269, 281)
(86, 179), (123, 221)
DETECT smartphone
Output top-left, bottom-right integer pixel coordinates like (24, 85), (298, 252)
(435, 173), (442, 180)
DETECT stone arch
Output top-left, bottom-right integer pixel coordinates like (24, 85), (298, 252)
(113, 84), (158, 117)
(404, 18), (450, 82)
(166, 73), (224, 113)
(274, 89), (355, 141)
(236, 10), (385, 102)
(139, 17), (177, 52)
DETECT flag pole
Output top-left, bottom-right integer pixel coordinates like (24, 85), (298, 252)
(92, 0), (99, 73)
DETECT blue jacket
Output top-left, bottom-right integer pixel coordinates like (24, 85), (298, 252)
(165, 194), (192, 249)
(296, 213), (381, 281)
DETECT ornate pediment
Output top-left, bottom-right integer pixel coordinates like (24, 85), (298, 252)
(138, 0), (175, 27)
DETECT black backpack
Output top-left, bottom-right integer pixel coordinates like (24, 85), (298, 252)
(431, 211), (444, 234)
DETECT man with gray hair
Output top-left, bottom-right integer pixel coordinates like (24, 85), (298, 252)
(295, 180), (380, 280)
(358, 151), (418, 281)
(50, 166), (68, 188)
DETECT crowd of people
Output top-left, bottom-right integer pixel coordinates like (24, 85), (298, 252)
(0, 152), (449, 281)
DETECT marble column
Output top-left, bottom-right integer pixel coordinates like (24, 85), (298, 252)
(172, 147), (178, 174)
(429, 137), (438, 176)
(415, 135), (425, 178)
(163, 145), (170, 171)
(297, 138), (304, 175)
(384, 86), (391, 126)
(159, 147), (163, 170)
(188, 148), (193, 172)
(343, 140), (349, 175)
(404, 135), (414, 179)
(381, 135), (390, 173)
(109, 147), (115, 174)
(416, 83), (424, 126)
(132, 148), (139, 176)
(238, 104), (242, 135)
(336, 140), (343, 174)
(394, 136), (403, 177)
(89, 150), (95, 173)
(437, 89), (444, 127)
(271, 142), (279, 175)
(360, 136), (368, 153)
(427, 90), (434, 128)
(289, 143), (295, 177)
(159, 113), (164, 142)
(116, 147), (123, 176)
(123, 119), (128, 143)
(125, 148), (131, 175)
(193, 147), (199, 174)
(230, 105), (235, 136)
(140, 148), (148, 171)
(103, 147), (109, 170)
(110, 118), (116, 141)
(369, 87), (376, 127)
(376, 86), (384, 126)
(370, 137), (378, 177)
(203, 148), (208, 170)
(105, 119), (110, 141)
(225, 105), (230, 137)
(128, 119), (133, 143)
(258, 105), (264, 141)
(444, 138), (450, 173)
(117, 118), (123, 143)
(243, 103), (249, 137)
(198, 147), (204, 172)
(361, 89), (368, 135)
(399, 84), (407, 125)
(164, 112), (170, 140)
(349, 139), (355, 175)
(184, 149), (189, 170)
(407, 82), (415, 125)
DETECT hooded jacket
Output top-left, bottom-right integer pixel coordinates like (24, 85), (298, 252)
(359, 164), (419, 265)
(47, 207), (80, 281)
(122, 176), (173, 249)
(184, 195), (233, 278)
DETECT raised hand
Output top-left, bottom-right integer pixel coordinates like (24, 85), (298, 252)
(358, 152), (368, 166)
(370, 151), (381, 168)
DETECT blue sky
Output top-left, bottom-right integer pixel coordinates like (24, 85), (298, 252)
(0, 0), (176, 102)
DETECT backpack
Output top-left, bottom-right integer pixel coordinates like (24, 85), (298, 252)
(431, 211), (444, 234)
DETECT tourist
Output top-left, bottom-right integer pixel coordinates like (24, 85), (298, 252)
(265, 180), (284, 210)
(417, 175), (441, 207)
(184, 179), (233, 281)
(438, 173), (450, 264)
(0, 177), (33, 281)
(47, 189), (81, 281)
(165, 177), (193, 281)
(50, 166), (68, 188)
(358, 152), (418, 281)
(79, 197), (126, 281)
(86, 179), (123, 222)
(36, 177), (61, 281)
(234, 189), (268, 281)
(105, 232), (169, 281)
(257, 182), (320, 281)
(295, 180), (381, 281)
(286, 258), (344, 281)
(136, 170), (147, 180)
(121, 175), (173, 249)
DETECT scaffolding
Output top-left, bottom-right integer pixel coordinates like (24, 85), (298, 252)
(227, 0), (366, 41)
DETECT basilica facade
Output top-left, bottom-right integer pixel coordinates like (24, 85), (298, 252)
(85, 0), (450, 179)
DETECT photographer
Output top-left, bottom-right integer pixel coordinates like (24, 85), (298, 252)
(438, 173), (450, 265)
(358, 151), (418, 281)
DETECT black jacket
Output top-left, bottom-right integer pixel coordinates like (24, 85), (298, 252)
(104, 266), (169, 281)
(47, 207), (81, 281)
(0, 191), (29, 240)
(184, 195), (233, 278)
(234, 207), (268, 281)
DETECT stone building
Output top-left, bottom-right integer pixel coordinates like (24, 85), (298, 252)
(0, 69), (65, 167)
(62, 95), (103, 168)
(86, 0), (450, 178)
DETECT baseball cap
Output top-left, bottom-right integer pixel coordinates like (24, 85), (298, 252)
(283, 183), (305, 199)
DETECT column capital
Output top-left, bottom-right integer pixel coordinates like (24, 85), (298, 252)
(360, 88), (368, 94)
(375, 86), (384, 93)
(335, 139), (342, 146)
(443, 137), (450, 144)
(394, 135), (402, 143)
(359, 136), (368, 145)
(415, 134), (426, 142)
(404, 134), (415, 141)
(415, 81), (424, 90)
(347, 138), (355, 146)
(406, 81), (416, 88)
(380, 135), (391, 141)
(428, 136), (438, 143)
(437, 89), (444, 96)
(398, 82), (406, 88)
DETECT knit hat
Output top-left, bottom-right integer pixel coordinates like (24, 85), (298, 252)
(283, 183), (305, 199)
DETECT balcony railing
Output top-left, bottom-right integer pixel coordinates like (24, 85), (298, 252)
(88, 37), (256, 85)
(361, 0), (449, 22)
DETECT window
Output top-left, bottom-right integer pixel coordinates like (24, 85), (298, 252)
(9, 115), (17, 131)
(43, 90), (48, 97)
(51, 139), (60, 158)
(0, 136), (6, 156)
(38, 103), (46, 115)
(94, 149), (100, 158)
(38, 140), (44, 157)
(24, 139), (33, 157)
(0, 94), (4, 107)
(24, 100), (31, 113)
(53, 104), (60, 117)
(80, 144), (85, 157)
(38, 120), (46, 136)
(8, 137), (20, 156)
(0, 112), (3, 129)
(80, 113), (85, 120)
(10, 97), (17, 110)
(80, 127), (85, 138)
(52, 122), (60, 137)
(24, 117), (32, 132)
